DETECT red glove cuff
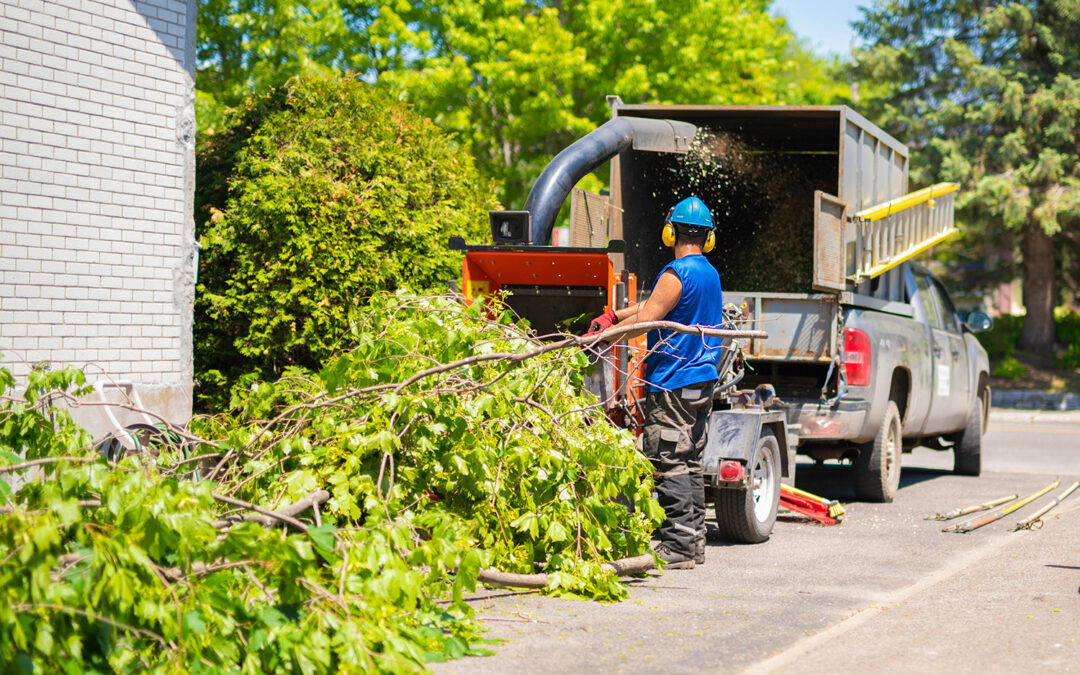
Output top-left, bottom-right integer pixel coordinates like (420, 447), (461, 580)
(584, 309), (618, 337)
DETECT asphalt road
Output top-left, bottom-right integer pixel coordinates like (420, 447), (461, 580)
(435, 409), (1080, 674)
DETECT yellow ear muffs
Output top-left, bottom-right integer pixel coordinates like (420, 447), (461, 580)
(703, 230), (715, 253)
(662, 221), (677, 247)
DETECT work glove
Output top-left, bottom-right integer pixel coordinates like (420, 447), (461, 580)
(583, 309), (618, 339)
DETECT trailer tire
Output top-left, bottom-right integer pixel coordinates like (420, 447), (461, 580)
(715, 428), (780, 544)
(852, 401), (902, 503)
(952, 391), (984, 476)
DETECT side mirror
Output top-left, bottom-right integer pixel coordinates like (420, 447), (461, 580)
(964, 311), (993, 333)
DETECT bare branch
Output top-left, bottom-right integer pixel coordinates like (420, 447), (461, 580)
(475, 553), (657, 589)
(0, 456), (98, 473)
(212, 489), (329, 530)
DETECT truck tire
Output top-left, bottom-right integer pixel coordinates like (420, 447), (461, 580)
(952, 392), (984, 476)
(852, 401), (902, 503)
(715, 428), (780, 544)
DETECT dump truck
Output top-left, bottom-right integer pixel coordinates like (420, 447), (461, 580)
(452, 99), (992, 542)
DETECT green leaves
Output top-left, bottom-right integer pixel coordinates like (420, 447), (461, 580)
(194, 76), (497, 407)
(196, 2), (843, 209)
(1, 292), (662, 671)
(852, 1), (1080, 349)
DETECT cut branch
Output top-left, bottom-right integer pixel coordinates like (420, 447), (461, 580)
(475, 553), (657, 589)
(212, 489), (330, 531)
(0, 456), (98, 473)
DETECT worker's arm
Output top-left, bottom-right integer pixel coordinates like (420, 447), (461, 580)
(611, 269), (682, 338)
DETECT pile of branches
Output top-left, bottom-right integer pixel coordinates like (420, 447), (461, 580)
(1, 294), (671, 672)
(1, 293), (763, 671)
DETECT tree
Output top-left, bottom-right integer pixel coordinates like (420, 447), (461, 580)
(196, 1), (846, 206)
(194, 76), (495, 397)
(852, 0), (1080, 351)
(195, 0), (430, 132)
(384, 0), (847, 207)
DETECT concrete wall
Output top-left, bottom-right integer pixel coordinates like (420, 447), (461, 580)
(0, 0), (197, 439)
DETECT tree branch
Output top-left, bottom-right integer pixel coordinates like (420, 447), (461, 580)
(12, 603), (169, 647)
(212, 489), (329, 531)
(475, 553), (657, 589)
(0, 456), (99, 473)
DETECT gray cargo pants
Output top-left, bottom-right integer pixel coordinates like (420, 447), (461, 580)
(642, 381), (715, 558)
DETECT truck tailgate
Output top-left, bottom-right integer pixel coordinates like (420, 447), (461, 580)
(724, 291), (839, 362)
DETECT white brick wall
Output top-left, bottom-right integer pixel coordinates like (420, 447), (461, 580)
(0, 0), (196, 427)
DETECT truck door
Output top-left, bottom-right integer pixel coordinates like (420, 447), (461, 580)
(927, 276), (971, 431)
(913, 272), (968, 433)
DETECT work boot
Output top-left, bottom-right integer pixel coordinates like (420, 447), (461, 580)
(694, 530), (706, 565)
(653, 542), (695, 570)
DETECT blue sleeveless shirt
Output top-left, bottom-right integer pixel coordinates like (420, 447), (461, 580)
(644, 254), (724, 392)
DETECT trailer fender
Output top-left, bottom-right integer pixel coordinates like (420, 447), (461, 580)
(703, 410), (791, 484)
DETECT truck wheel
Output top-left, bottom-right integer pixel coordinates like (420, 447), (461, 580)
(715, 428), (780, 544)
(852, 401), (902, 503)
(952, 392), (984, 476)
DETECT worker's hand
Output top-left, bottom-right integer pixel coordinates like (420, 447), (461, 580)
(583, 309), (618, 339)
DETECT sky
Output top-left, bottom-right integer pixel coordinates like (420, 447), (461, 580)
(770, 0), (869, 57)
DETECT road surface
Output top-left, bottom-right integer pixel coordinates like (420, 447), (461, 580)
(435, 409), (1080, 674)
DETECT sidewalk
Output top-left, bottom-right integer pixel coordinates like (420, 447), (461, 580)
(990, 407), (1080, 425)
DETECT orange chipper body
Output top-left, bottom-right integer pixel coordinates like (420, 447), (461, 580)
(461, 248), (648, 429)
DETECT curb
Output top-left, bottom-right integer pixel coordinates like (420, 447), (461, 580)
(990, 389), (1080, 411)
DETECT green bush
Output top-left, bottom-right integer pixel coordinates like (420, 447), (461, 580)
(1057, 344), (1080, 370)
(195, 76), (496, 406)
(1055, 309), (1080, 350)
(992, 356), (1027, 378)
(976, 314), (1024, 359)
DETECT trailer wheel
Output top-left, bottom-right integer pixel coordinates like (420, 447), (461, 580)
(952, 391), (985, 476)
(715, 428), (780, 544)
(852, 401), (902, 502)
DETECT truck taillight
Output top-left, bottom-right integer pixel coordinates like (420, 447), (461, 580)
(843, 327), (872, 387)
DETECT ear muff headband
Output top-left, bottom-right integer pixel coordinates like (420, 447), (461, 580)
(663, 221), (716, 252)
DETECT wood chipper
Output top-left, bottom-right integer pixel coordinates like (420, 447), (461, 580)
(452, 98), (963, 539)
(450, 105), (795, 544)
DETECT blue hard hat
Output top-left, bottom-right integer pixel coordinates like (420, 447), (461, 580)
(667, 196), (714, 230)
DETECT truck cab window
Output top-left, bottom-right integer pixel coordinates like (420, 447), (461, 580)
(930, 278), (961, 334)
(913, 273), (944, 330)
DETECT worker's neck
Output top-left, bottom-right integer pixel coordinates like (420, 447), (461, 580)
(674, 242), (704, 259)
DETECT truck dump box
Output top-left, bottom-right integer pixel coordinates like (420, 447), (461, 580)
(458, 101), (959, 413)
(609, 104), (910, 296)
(603, 103), (960, 369)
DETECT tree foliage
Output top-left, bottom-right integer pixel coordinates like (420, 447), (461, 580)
(852, 0), (1080, 351)
(385, 0), (846, 206)
(194, 76), (496, 397)
(0, 295), (662, 672)
(196, 0), (846, 206)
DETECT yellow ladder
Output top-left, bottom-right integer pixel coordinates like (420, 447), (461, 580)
(849, 183), (959, 281)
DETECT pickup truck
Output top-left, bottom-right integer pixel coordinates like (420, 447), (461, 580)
(455, 102), (993, 546)
(733, 262), (993, 503)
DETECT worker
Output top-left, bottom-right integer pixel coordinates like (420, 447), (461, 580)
(585, 196), (723, 569)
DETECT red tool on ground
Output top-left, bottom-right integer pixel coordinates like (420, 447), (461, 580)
(779, 485), (845, 526)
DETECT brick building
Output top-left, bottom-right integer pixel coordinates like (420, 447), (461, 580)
(0, 0), (197, 436)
